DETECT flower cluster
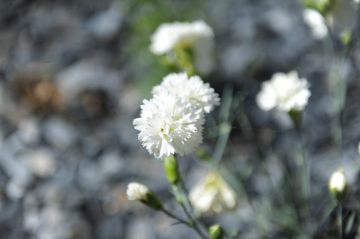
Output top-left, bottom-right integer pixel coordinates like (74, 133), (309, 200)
(189, 172), (237, 214)
(256, 71), (311, 112)
(133, 73), (220, 159)
(150, 21), (215, 75)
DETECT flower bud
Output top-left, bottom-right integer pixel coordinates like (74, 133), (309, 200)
(209, 224), (225, 239)
(163, 155), (180, 185)
(329, 169), (347, 201)
(127, 182), (162, 210)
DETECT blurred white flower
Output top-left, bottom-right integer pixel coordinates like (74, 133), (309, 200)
(150, 20), (215, 75)
(303, 9), (328, 40)
(189, 172), (237, 214)
(329, 170), (346, 192)
(256, 71), (311, 112)
(126, 182), (150, 201)
(152, 73), (220, 113)
(329, 169), (347, 201)
(133, 93), (204, 159)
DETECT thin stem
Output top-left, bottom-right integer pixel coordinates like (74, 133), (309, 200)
(213, 86), (233, 165)
(165, 155), (208, 239)
(178, 203), (207, 239)
(338, 204), (343, 239)
(161, 208), (190, 226)
(177, 180), (208, 239)
(296, 128), (310, 223)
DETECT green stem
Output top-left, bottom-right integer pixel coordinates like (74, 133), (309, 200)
(338, 204), (343, 239)
(296, 128), (310, 222)
(177, 179), (208, 239)
(165, 155), (208, 239)
(161, 208), (191, 226)
(213, 86), (234, 165)
(162, 206), (207, 239)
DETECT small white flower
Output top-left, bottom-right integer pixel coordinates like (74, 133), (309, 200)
(189, 172), (237, 214)
(329, 169), (347, 197)
(133, 93), (204, 159)
(150, 20), (215, 75)
(256, 71), (311, 112)
(127, 182), (150, 201)
(152, 73), (220, 114)
(303, 9), (328, 40)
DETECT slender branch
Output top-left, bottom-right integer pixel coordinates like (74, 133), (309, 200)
(213, 85), (233, 164)
(161, 197), (207, 239)
(177, 180), (208, 239)
(295, 127), (310, 222)
(161, 208), (191, 226)
(338, 204), (343, 239)
(178, 203), (207, 239)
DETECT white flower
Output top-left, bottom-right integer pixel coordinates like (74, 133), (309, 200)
(150, 20), (215, 75)
(329, 169), (347, 197)
(256, 71), (311, 112)
(303, 9), (328, 40)
(133, 93), (204, 159)
(152, 73), (220, 113)
(189, 172), (237, 214)
(127, 182), (150, 201)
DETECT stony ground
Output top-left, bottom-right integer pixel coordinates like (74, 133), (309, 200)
(0, 0), (360, 238)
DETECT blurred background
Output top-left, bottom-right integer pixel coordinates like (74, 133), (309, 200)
(0, 0), (360, 238)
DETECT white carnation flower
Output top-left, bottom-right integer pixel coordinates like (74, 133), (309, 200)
(303, 9), (328, 40)
(256, 71), (311, 112)
(152, 73), (220, 114)
(133, 93), (204, 159)
(127, 182), (149, 201)
(150, 20), (215, 75)
(189, 172), (237, 214)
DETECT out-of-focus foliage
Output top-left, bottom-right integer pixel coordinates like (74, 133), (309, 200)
(123, 0), (207, 94)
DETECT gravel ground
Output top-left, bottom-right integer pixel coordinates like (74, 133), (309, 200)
(0, 0), (360, 238)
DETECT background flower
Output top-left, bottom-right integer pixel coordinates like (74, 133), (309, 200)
(303, 9), (328, 40)
(150, 20), (215, 75)
(256, 71), (311, 112)
(189, 172), (237, 214)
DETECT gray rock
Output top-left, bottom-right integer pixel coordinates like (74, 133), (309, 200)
(127, 217), (156, 239)
(42, 118), (77, 149)
(86, 2), (123, 40)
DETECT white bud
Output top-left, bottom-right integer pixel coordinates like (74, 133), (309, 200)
(329, 169), (347, 200)
(126, 182), (149, 201)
